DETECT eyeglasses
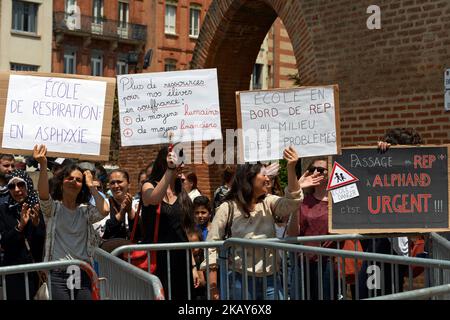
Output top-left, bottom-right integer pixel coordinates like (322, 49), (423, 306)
(308, 167), (328, 174)
(8, 181), (26, 190)
(109, 180), (123, 186)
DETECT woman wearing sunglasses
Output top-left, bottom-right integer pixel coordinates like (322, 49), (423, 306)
(286, 157), (337, 300)
(0, 170), (45, 299)
(33, 145), (109, 300)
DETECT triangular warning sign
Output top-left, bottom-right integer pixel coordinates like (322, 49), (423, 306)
(327, 162), (359, 190)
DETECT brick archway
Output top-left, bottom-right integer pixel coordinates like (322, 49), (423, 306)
(190, 0), (317, 195)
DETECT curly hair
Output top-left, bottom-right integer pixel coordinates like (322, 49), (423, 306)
(51, 164), (91, 205)
(382, 128), (422, 145)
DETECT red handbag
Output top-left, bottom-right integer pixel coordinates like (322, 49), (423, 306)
(123, 202), (160, 273)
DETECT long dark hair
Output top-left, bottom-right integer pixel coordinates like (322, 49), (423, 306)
(223, 163), (264, 216)
(51, 164), (91, 205)
(149, 146), (195, 232)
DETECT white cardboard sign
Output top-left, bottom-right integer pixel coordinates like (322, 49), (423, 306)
(238, 86), (340, 162)
(331, 183), (360, 203)
(117, 69), (222, 147)
(2, 75), (107, 155)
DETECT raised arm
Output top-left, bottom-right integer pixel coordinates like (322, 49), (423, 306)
(33, 144), (49, 200)
(283, 146), (301, 193)
(142, 151), (178, 206)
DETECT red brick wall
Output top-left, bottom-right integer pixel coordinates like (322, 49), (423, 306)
(120, 0), (450, 197)
(143, 0), (212, 73)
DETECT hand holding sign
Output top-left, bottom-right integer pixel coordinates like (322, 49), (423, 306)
(33, 144), (47, 165)
(283, 146), (299, 167)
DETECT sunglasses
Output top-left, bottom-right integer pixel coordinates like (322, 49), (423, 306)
(109, 180), (123, 185)
(65, 176), (82, 183)
(8, 181), (26, 190)
(308, 166), (328, 174)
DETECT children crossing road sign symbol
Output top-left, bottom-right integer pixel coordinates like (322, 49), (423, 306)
(327, 162), (359, 190)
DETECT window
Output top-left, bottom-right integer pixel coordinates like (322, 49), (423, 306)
(12, 1), (38, 33)
(10, 63), (39, 71)
(165, 2), (177, 35)
(164, 59), (177, 72)
(64, 50), (76, 74)
(65, 0), (77, 13)
(116, 56), (128, 75)
(91, 52), (103, 76)
(189, 6), (200, 38)
(118, 2), (129, 28)
(92, 0), (103, 24)
(252, 63), (263, 90)
(118, 1), (129, 38)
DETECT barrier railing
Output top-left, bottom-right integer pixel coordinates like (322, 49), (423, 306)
(111, 241), (223, 300)
(428, 233), (450, 299)
(110, 233), (450, 300)
(93, 248), (164, 300)
(366, 283), (450, 300)
(0, 259), (99, 300)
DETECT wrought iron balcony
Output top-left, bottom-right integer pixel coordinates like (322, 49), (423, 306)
(53, 12), (147, 42)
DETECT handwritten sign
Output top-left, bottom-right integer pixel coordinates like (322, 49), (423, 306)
(0, 73), (113, 160)
(117, 69), (222, 146)
(330, 146), (450, 234)
(236, 85), (340, 162)
(331, 183), (360, 203)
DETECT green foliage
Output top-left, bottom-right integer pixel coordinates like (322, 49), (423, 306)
(278, 159), (288, 189)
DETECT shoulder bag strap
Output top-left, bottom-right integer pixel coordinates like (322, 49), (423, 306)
(153, 204), (161, 244)
(130, 199), (141, 243)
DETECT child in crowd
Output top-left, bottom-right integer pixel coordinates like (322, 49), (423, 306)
(193, 196), (212, 241)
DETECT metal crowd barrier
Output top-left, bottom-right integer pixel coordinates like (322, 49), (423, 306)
(110, 233), (450, 300)
(428, 233), (450, 299)
(93, 248), (164, 300)
(223, 237), (450, 300)
(0, 259), (99, 300)
(111, 241), (223, 300)
(366, 284), (450, 300)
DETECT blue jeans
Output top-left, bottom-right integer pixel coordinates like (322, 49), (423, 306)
(229, 272), (283, 300)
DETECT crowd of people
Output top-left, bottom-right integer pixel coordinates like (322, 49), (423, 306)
(0, 128), (426, 300)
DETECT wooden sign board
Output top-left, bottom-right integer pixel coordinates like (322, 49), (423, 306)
(0, 72), (115, 161)
(329, 145), (450, 234)
(236, 85), (341, 162)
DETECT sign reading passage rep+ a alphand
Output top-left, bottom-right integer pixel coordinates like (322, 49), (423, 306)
(237, 85), (340, 162)
(330, 146), (450, 234)
(117, 69), (222, 146)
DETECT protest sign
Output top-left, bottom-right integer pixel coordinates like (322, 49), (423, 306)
(330, 146), (450, 234)
(0, 72), (115, 161)
(236, 85), (340, 162)
(117, 68), (222, 147)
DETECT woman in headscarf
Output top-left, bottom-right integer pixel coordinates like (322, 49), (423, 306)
(0, 170), (45, 300)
